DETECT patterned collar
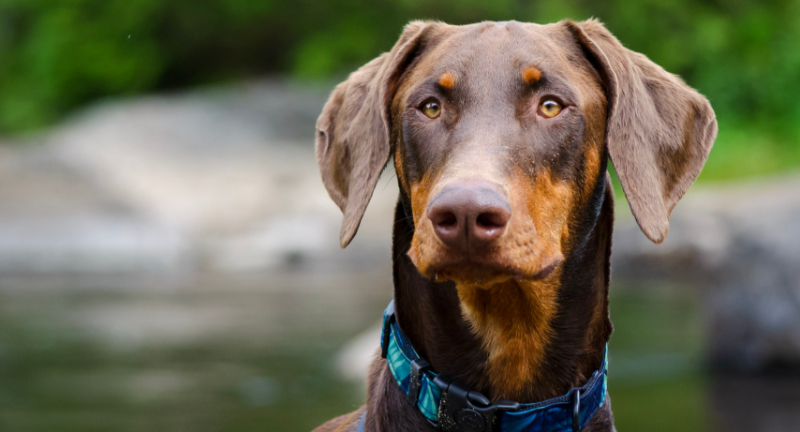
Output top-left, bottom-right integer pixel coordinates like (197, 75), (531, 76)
(379, 300), (608, 432)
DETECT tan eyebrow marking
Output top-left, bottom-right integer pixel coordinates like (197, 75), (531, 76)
(438, 71), (456, 89)
(522, 66), (542, 85)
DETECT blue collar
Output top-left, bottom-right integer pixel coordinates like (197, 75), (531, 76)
(379, 300), (608, 432)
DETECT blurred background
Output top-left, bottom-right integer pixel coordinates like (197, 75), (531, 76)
(0, 0), (798, 431)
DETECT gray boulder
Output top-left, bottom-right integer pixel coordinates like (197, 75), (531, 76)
(612, 176), (800, 371)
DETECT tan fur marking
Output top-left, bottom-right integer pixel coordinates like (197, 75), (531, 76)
(438, 71), (456, 89)
(407, 172), (436, 269)
(457, 276), (560, 399)
(517, 168), (574, 268)
(581, 144), (602, 199)
(394, 145), (409, 196)
(521, 66), (542, 85)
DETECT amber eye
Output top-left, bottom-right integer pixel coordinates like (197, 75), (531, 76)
(420, 98), (441, 119)
(538, 98), (563, 118)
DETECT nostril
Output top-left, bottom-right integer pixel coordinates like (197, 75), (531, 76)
(476, 212), (507, 229)
(434, 212), (458, 228)
(429, 207), (462, 247)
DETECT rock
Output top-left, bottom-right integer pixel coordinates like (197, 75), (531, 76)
(612, 175), (800, 372)
(0, 215), (191, 274)
(0, 140), (193, 276)
(337, 324), (381, 383)
(0, 78), (396, 277)
(48, 80), (334, 235)
(711, 374), (800, 432)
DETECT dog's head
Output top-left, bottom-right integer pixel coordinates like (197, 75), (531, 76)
(316, 20), (716, 287)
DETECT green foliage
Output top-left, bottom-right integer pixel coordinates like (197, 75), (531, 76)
(1, 0), (799, 178)
(0, 0), (162, 130)
(0, 0), (279, 131)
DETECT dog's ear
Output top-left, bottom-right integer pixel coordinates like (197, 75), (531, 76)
(564, 19), (717, 244)
(316, 21), (435, 248)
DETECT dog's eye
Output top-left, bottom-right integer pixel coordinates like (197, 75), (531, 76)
(420, 98), (441, 119)
(538, 98), (563, 118)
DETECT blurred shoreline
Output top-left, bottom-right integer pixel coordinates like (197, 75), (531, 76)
(0, 79), (799, 431)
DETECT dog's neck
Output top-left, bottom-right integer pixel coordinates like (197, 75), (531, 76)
(390, 174), (614, 403)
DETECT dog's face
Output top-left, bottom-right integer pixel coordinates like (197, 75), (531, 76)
(316, 20), (716, 287)
(393, 23), (608, 286)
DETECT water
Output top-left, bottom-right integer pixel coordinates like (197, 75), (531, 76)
(606, 284), (707, 432)
(0, 272), (796, 431)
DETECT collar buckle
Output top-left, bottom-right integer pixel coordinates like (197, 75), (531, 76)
(433, 374), (520, 432)
(407, 358), (431, 406)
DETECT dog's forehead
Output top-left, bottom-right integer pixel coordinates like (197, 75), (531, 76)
(415, 21), (579, 83)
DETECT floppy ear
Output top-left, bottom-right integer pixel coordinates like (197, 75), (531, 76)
(565, 19), (718, 244)
(316, 21), (435, 248)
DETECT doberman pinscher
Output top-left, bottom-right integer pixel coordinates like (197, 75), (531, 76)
(313, 19), (716, 432)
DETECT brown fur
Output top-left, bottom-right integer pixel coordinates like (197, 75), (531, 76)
(313, 18), (715, 432)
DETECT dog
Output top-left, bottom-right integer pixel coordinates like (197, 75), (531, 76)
(313, 19), (716, 432)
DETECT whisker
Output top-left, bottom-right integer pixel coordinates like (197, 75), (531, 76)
(378, 173), (398, 195)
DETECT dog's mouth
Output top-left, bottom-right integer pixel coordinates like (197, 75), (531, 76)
(409, 245), (564, 287)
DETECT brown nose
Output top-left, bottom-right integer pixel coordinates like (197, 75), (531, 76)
(427, 181), (511, 251)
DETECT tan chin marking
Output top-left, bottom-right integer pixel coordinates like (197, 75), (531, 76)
(456, 276), (560, 399)
(445, 270), (512, 288)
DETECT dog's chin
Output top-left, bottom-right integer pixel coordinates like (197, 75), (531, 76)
(411, 252), (563, 288)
